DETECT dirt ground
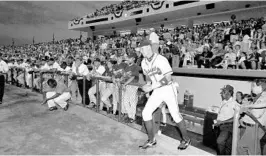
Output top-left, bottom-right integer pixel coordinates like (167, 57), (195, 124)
(0, 85), (213, 155)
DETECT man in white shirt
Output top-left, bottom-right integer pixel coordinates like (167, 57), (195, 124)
(71, 56), (91, 105)
(149, 28), (160, 54)
(214, 85), (239, 155)
(87, 58), (106, 108)
(0, 53), (9, 104)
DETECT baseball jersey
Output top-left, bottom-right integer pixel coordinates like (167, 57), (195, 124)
(141, 54), (173, 84)
(123, 63), (139, 83)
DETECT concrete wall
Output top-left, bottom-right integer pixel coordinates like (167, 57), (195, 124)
(172, 76), (252, 109)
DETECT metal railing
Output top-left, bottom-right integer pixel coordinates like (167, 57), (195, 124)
(37, 71), (142, 122)
(231, 107), (266, 155)
(7, 67), (266, 154)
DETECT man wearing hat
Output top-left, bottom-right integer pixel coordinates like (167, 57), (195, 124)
(0, 53), (8, 104)
(121, 52), (139, 123)
(112, 52), (128, 116)
(149, 28), (160, 54)
(87, 58), (106, 108)
(214, 85), (239, 155)
(138, 40), (191, 150)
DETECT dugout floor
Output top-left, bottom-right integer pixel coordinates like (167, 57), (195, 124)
(0, 85), (213, 155)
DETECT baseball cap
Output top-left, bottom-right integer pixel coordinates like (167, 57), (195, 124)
(138, 40), (151, 48)
(221, 85), (234, 92)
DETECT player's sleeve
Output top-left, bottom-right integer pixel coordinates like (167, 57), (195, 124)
(141, 60), (147, 76)
(160, 56), (173, 76)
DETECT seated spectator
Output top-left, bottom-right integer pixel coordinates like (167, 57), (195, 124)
(246, 46), (261, 69)
(195, 46), (213, 68)
(42, 78), (71, 111)
(236, 52), (247, 69)
(210, 43), (225, 68)
(260, 50), (266, 69)
(216, 45), (236, 69)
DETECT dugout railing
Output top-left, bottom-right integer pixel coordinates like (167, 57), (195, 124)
(4, 67), (266, 154)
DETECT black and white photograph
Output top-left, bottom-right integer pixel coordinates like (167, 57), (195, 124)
(0, 0), (266, 155)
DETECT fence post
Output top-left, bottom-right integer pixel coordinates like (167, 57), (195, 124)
(40, 72), (43, 93)
(40, 72), (45, 100)
(82, 76), (86, 107)
(65, 74), (68, 87)
(232, 107), (240, 155)
(16, 68), (19, 85)
(254, 123), (259, 154)
(118, 84), (122, 122)
(31, 71), (34, 91)
(11, 68), (14, 85)
(96, 78), (100, 112)
(24, 69), (27, 88)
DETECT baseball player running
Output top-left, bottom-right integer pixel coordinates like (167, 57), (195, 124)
(138, 40), (191, 150)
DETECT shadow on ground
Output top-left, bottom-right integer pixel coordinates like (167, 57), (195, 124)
(0, 85), (212, 155)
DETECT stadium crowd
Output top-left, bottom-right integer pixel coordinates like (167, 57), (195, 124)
(1, 16), (266, 155)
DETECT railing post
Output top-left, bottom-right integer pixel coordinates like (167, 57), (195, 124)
(82, 76), (86, 107)
(31, 71), (34, 91)
(11, 68), (14, 85)
(254, 123), (259, 155)
(40, 72), (43, 93)
(232, 107), (240, 155)
(96, 78), (100, 112)
(118, 84), (122, 122)
(65, 74), (68, 87)
(40, 72), (45, 100)
(24, 69), (26, 88)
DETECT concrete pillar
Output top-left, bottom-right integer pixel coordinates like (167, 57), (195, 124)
(187, 18), (194, 29)
(130, 26), (138, 35)
(87, 30), (93, 40)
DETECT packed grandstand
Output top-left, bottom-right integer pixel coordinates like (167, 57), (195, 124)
(1, 16), (266, 70)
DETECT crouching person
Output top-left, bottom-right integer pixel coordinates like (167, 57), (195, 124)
(42, 78), (70, 111)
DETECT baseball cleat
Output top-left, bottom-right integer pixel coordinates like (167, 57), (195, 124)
(139, 139), (157, 149)
(178, 139), (191, 150)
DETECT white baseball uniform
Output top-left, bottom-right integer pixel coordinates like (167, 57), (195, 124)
(141, 53), (183, 123)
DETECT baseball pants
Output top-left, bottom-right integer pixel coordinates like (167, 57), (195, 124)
(101, 83), (117, 112)
(142, 83), (183, 123)
(46, 92), (71, 108)
(113, 84), (126, 114)
(122, 85), (138, 120)
(7, 70), (12, 82)
(88, 82), (106, 104)
(17, 73), (25, 85)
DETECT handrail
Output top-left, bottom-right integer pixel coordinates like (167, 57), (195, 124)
(231, 108), (266, 155)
